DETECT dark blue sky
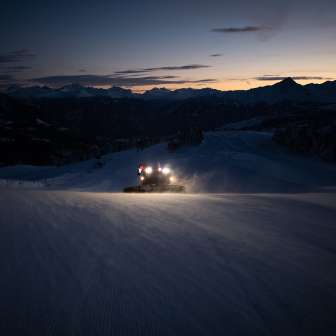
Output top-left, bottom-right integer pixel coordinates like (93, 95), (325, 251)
(1, 0), (335, 91)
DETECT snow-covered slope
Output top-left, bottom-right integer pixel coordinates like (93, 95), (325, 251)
(0, 131), (336, 335)
(0, 131), (335, 193)
(1, 190), (336, 335)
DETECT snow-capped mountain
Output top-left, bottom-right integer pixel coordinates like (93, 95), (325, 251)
(5, 85), (59, 98)
(57, 84), (94, 97)
(105, 86), (135, 98)
(142, 87), (221, 100)
(5, 84), (136, 99)
(4, 78), (336, 103)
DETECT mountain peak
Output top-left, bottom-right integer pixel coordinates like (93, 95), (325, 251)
(108, 86), (132, 92)
(146, 87), (171, 93)
(59, 83), (85, 91)
(276, 77), (300, 87)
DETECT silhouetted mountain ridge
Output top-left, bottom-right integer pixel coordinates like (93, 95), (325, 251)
(4, 78), (336, 103)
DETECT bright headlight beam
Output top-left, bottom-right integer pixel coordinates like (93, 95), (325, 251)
(162, 167), (170, 175)
(145, 166), (153, 174)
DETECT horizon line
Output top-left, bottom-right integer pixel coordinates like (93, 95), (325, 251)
(1, 76), (335, 94)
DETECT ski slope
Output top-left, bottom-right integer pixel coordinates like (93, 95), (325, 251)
(0, 131), (336, 335)
(1, 131), (335, 193)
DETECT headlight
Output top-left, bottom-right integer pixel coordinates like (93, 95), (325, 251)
(162, 167), (170, 175)
(140, 176), (145, 181)
(145, 166), (153, 174)
(169, 176), (176, 183)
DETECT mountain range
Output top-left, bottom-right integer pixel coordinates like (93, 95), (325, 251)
(4, 78), (336, 104)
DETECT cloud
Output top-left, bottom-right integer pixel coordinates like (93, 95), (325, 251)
(6, 65), (31, 71)
(31, 74), (217, 87)
(210, 54), (222, 57)
(211, 26), (272, 33)
(114, 64), (211, 75)
(115, 69), (149, 75)
(192, 79), (218, 83)
(156, 75), (179, 79)
(1, 65), (32, 73)
(0, 50), (34, 85)
(255, 75), (333, 81)
(0, 75), (13, 81)
(0, 49), (35, 63)
(0, 74), (19, 90)
(147, 64), (210, 71)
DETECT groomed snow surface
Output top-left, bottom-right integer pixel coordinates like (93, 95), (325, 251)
(1, 131), (336, 335)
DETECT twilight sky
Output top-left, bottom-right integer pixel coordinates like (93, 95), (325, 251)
(1, 0), (335, 91)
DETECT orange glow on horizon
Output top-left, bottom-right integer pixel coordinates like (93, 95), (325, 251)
(116, 77), (332, 93)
